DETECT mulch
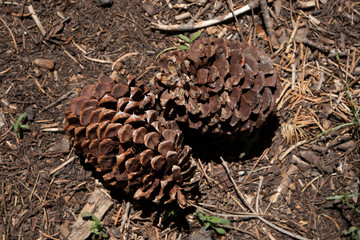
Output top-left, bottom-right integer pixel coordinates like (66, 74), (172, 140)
(0, 0), (359, 239)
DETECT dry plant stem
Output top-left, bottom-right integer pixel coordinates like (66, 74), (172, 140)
(291, 63), (297, 90)
(49, 156), (76, 175)
(152, 0), (259, 31)
(220, 157), (310, 240)
(64, 50), (84, 69)
(187, 2), (212, 24)
(227, 0), (242, 38)
(256, 176), (264, 213)
(259, 0), (275, 43)
(0, 17), (18, 53)
(191, 203), (265, 218)
(120, 202), (131, 233)
(28, 5), (46, 36)
(0, 66), (12, 75)
(83, 55), (112, 64)
(278, 139), (307, 162)
(285, 16), (301, 53)
(42, 90), (76, 111)
(111, 52), (139, 70)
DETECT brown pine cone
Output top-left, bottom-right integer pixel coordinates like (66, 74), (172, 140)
(64, 74), (198, 207)
(153, 38), (281, 137)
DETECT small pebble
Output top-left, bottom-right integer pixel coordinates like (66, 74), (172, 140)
(34, 58), (55, 70)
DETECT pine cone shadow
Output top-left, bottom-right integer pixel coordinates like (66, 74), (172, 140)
(181, 114), (279, 162)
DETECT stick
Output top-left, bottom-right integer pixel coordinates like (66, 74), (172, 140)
(120, 202), (131, 233)
(42, 90), (75, 111)
(0, 17), (18, 53)
(28, 5), (46, 36)
(220, 157), (310, 240)
(152, 0), (259, 31)
(259, 0), (275, 49)
(49, 156), (76, 175)
(111, 52), (139, 70)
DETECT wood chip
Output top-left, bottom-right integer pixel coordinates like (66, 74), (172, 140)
(68, 189), (113, 240)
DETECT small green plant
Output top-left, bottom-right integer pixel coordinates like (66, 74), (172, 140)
(327, 193), (360, 239)
(343, 226), (360, 240)
(318, 53), (359, 137)
(177, 31), (202, 50)
(81, 212), (108, 239)
(161, 208), (179, 224)
(156, 31), (202, 59)
(195, 210), (230, 235)
(14, 112), (29, 138)
(326, 192), (360, 213)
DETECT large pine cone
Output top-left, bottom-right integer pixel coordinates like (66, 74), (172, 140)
(64, 74), (198, 207)
(153, 38), (281, 136)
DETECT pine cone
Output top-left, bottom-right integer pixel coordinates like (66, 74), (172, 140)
(64, 74), (198, 207)
(154, 38), (281, 136)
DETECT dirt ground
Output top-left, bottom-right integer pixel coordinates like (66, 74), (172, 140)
(1, 0), (360, 239)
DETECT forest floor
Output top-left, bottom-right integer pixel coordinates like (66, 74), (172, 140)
(0, 0), (360, 239)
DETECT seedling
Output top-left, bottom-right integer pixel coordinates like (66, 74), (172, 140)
(326, 192), (360, 213)
(343, 226), (360, 240)
(318, 53), (359, 137)
(177, 31), (202, 50)
(13, 112), (29, 138)
(195, 209), (230, 235)
(161, 208), (179, 224)
(81, 212), (108, 239)
(156, 31), (202, 59)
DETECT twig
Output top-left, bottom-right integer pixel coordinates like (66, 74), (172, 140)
(278, 139), (308, 162)
(291, 63), (297, 90)
(227, 0), (243, 39)
(120, 202), (131, 233)
(220, 157), (310, 240)
(63, 50), (84, 69)
(29, 173), (40, 201)
(42, 90), (75, 111)
(285, 16), (301, 53)
(0, 66), (12, 75)
(0, 17), (18, 53)
(15, 17), (38, 44)
(114, 206), (123, 226)
(255, 176), (264, 213)
(49, 156), (76, 175)
(83, 55), (113, 64)
(259, 0), (275, 49)
(187, 1), (212, 24)
(28, 5), (46, 36)
(17, 178), (42, 202)
(111, 52), (139, 70)
(151, 0), (259, 31)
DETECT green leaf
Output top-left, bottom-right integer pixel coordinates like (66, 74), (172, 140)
(20, 124), (30, 129)
(179, 34), (190, 43)
(91, 214), (100, 223)
(14, 112), (28, 136)
(178, 45), (189, 51)
(189, 31), (202, 43)
(317, 122), (354, 137)
(347, 193), (360, 198)
(208, 216), (221, 224)
(326, 195), (345, 200)
(205, 222), (210, 229)
(214, 226), (226, 235)
(218, 218), (230, 225)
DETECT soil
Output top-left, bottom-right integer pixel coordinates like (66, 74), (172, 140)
(1, 0), (360, 239)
